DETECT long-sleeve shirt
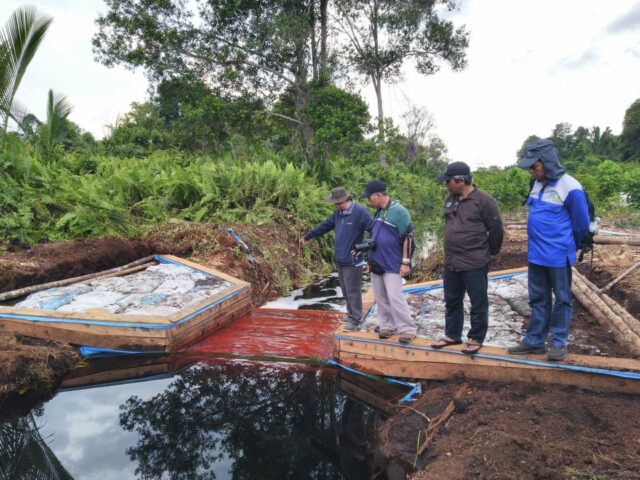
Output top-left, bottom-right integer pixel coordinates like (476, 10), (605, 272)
(303, 201), (374, 266)
(526, 173), (590, 267)
(443, 188), (504, 271)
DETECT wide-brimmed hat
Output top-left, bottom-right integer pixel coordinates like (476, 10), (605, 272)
(325, 187), (350, 203)
(360, 180), (387, 199)
(436, 161), (471, 182)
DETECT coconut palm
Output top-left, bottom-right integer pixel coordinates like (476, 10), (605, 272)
(0, 6), (53, 141)
(39, 89), (73, 162)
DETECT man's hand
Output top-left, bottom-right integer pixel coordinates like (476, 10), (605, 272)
(301, 238), (309, 246)
(400, 264), (411, 277)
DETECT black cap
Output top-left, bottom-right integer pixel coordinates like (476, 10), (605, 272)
(360, 179), (387, 199)
(436, 161), (471, 182)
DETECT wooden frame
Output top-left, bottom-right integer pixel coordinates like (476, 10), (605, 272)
(0, 255), (252, 352)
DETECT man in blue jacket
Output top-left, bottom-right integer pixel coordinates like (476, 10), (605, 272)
(508, 139), (590, 361)
(302, 187), (374, 331)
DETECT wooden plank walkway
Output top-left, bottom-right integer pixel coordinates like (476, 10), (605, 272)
(334, 331), (640, 394)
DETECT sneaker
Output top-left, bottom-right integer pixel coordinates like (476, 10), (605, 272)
(507, 342), (546, 355)
(343, 321), (360, 332)
(378, 328), (394, 339)
(399, 333), (417, 344)
(547, 346), (567, 361)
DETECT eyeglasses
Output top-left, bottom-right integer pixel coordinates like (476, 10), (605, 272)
(453, 201), (459, 216)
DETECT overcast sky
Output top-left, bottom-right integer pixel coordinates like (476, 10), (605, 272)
(2, 0), (640, 168)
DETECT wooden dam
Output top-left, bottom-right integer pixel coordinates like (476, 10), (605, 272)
(1, 258), (640, 394)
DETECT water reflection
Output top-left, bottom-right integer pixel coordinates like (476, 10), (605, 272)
(118, 360), (380, 479)
(0, 411), (73, 479)
(0, 358), (413, 479)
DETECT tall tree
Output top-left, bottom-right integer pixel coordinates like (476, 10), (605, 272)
(621, 98), (640, 162)
(333, 0), (468, 146)
(0, 6), (53, 143)
(93, 0), (332, 153)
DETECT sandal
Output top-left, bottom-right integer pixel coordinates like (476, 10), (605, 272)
(431, 337), (462, 349)
(462, 340), (482, 355)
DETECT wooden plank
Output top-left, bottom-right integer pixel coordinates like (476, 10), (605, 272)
(168, 292), (251, 339)
(336, 332), (640, 372)
(0, 305), (169, 326)
(407, 267), (528, 290)
(338, 355), (640, 395)
(336, 375), (399, 416)
(167, 285), (251, 323)
(170, 300), (252, 350)
(0, 318), (166, 350)
(61, 355), (173, 389)
(161, 255), (252, 288)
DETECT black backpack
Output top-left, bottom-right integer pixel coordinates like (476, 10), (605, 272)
(523, 179), (597, 263)
(578, 191), (598, 263)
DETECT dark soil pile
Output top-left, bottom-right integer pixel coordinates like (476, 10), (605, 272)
(0, 333), (78, 423)
(0, 221), (320, 412)
(388, 379), (640, 480)
(387, 224), (640, 479)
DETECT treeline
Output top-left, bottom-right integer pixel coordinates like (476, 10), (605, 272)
(1, 4), (639, 256)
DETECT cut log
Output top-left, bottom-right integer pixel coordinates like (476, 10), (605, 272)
(573, 269), (640, 339)
(571, 271), (640, 354)
(0, 255), (157, 302)
(594, 236), (640, 246)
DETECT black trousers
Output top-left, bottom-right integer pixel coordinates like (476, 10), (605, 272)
(443, 263), (489, 343)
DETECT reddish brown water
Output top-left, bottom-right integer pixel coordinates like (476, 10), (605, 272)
(185, 308), (340, 360)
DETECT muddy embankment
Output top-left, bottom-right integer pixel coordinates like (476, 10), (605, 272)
(2, 222), (640, 479)
(391, 225), (640, 480)
(0, 221), (324, 419)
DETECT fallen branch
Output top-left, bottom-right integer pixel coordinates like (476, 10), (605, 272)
(0, 255), (157, 302)
(418, 383), (468, 454)
(598, 261), (640, 294)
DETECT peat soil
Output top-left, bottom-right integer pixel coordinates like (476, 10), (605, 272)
(0, 221), (318, 417)
(2, 223), (640, 479)
(381, 226), (640, 480)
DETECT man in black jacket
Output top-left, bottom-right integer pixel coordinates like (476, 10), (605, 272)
(431, 162), (504, 354)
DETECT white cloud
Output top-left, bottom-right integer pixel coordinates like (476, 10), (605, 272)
(0, 0), (148, 139)
(361, 0), (640, 168)
(1, 0), (639, 167)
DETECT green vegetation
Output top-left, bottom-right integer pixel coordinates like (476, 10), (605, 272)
(1, 4), (639, 265)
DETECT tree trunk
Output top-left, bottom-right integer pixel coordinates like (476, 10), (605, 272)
(294, 40), (314, 157)
(310, 1), (318, 80)
(319, 0), (328, 76)
(372, 74), (388, 167)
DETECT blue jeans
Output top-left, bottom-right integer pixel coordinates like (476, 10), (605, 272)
(524, 261), (573, 348)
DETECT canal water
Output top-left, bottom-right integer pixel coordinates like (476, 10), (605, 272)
(1, 275), (412, 479)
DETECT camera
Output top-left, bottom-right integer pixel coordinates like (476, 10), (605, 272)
(353, 239), (376, 253)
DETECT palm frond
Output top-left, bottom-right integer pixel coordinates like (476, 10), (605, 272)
(0, 6), (53, 133)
